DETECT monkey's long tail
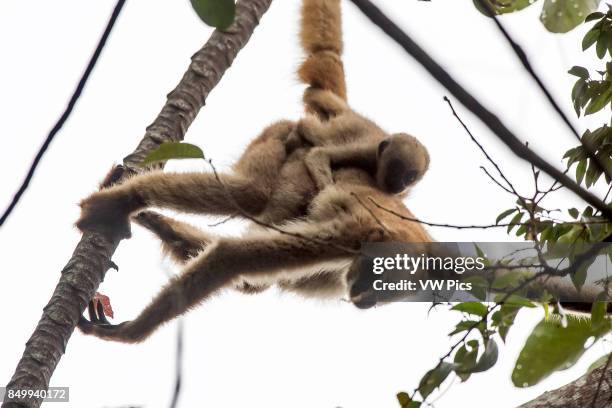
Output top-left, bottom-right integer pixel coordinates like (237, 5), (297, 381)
(298, 0), (347, 101)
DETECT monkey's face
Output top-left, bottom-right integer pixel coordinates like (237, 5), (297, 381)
(375, 133), (430, 194)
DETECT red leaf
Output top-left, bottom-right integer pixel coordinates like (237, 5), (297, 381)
(93, 292), (114, 319)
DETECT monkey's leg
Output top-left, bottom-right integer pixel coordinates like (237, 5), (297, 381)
(133, 211), (213, 263)
(278, 268), (348, 299)
(78, 221), (361, 343)
(77, 171), (269, 237)
(304, 148), (335, 190)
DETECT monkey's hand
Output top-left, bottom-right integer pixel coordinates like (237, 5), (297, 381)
(77, 188), (144, 239)
(346, 256), (379, 309)
(78, 298), (138, 343)
(304, 148), (334, 191)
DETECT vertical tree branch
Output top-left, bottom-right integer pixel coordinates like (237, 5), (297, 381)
(2, 1), (273, 406)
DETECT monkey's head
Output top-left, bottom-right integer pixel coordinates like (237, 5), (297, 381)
(375, 133), (429, 194)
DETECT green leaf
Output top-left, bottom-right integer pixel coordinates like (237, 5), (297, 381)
(571, 254), (592, 290)
(512, 315), (611, 387)
(585, 11), (605, 21)
(471, 339), (499, 372)
(473, 0), (537, 16)
(496, 305), (521, 342)
(449, 320), (481, 336)
(495, 294), (536, 308)
(585, 157), (603, 187)
(507, 212), (523, 234)
(452, 302), (488, 317)
(568, 65), (590, 78)
(583, 27), (602, 50)
(597, 33), (609, 59)
(190, 0), (235, 29)
(396, 392), (420, 408)
(418, 362), (454, 399)
(462, 276), (489, 301)
(496, 208), (517, 225)
(542, 0), (601, 33)
(491, 272), (522, 290)
(576, 159), (587, 184)
(140, 142), (205, 166)
(569, 208), (580, 219)
(453, 341), (479, 381)
(585, 85), (612, 114)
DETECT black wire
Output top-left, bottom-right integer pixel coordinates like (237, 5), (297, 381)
(169, 320), (184, 408)
(0, 0), (127, 228)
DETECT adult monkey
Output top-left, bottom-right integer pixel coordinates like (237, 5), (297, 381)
(77, 0), (432, 343)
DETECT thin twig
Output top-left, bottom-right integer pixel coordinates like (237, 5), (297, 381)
(479, 166), (513, 194)
(208, 214), (238, 227)
(350, 192), (393, 238)
(0, 0), (127, 228)
(348, 0), (611, 218)
(477, 0), (612, 183)
(444, 97), (522, 200)
(367, 197), (610, 229)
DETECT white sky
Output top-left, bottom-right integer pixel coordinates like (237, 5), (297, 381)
(1, 1), (611, 407)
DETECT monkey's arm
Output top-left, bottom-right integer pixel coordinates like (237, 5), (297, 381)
(78, 219), (362, 343)
(305, 144), (377, 190)
(133, 211), (212, 263)
(77, 171), (269, 237)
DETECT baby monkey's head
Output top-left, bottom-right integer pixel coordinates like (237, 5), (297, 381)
(376, 133), (429, 194)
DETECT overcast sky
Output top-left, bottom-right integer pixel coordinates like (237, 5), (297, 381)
(1, 1), (611, 407)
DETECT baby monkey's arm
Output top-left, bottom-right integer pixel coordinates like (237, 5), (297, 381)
(305, 143), (377, 190)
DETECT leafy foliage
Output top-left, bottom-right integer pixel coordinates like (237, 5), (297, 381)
(473, 0), (601, 33)
(402, 5), (612, 406)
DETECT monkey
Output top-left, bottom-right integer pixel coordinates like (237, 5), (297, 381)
(296, 90), (430, 194)
(76, 0), (433, 343)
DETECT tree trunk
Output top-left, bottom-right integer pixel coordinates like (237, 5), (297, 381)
(2, 1), (273, 406)
(517, 365), (611, 408)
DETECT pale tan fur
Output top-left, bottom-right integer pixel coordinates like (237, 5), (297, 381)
(76, 0), (433, 343)
(297, 89), (430, 195)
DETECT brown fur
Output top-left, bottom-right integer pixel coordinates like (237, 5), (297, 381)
(298, 0), (347, 103)
(76, 0), (432, 343)
(297, 89), (430, 195)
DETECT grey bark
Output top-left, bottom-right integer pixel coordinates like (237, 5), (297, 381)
(2, 1), (273, 406)
(517, 365), (612, 408)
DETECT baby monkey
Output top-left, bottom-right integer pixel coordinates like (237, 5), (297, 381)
(296, 89), (430, 195)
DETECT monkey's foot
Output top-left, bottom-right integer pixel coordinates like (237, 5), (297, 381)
(349, 284), (378, 309)
(346, 257), (379, 309)
(78, 295), (134, 343)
